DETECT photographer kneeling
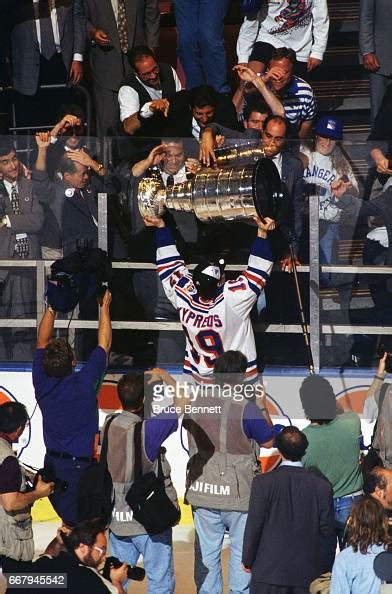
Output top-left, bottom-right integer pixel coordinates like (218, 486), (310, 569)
(0, 402), (54, 571)
(7, 521), (129, 594)
(364, 352), (392, 470)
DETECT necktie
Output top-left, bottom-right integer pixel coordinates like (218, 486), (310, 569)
(38, 0), (57, 60)
(166, 175), (174, 188)
(117, 0), (129, 54)
(10, 184), (30, 258)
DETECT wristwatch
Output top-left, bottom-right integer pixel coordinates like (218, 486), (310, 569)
(95, 163), (104, 173)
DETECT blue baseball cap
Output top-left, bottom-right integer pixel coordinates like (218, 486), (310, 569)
(314, 116), (343, 140)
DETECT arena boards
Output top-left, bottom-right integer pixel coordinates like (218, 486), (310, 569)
(0, 366), (377, 523)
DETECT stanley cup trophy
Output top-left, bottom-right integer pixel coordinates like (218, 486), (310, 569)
(138, 158), (283, 224)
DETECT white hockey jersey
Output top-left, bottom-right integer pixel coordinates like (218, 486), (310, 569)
(156, 227), (273, 382)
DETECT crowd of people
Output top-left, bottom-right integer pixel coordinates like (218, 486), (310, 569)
(1, 1), (392, 591)
(0, 0), (391, 367)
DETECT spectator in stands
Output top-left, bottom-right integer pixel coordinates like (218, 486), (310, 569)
(359, 0), (392, 124)
(32, 290), (112, 527)
(330, 496), (390, 594)
(33, 131), (106, 258)
(84, 0), (160, 138)
(10, 0), (85, 97)
(300, 374), (363, 549)
(43, 106), (104, 180)
(128, 140), (200, 364)
(237, 0), (329, 80)
(0, 139), (44, 361)
(364, 467), (392, 520)
(201, 115), (304, 271)
(242, 426), (335, 594)
(167, 85), (239, 140)
(332, 176), (392, 363)
(106, 371), (180, 593)
(119, 46), (182, 137)
(173, 0), (230, 94)
(199, 97), (271, 149)
(233, 48), (317, 139)
(299, 115), (359, 285)
(21, 520), (128, 593)
(367, 84), (392, 185)
(0, 402), (54, 571)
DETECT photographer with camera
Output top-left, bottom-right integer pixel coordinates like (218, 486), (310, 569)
(7, 521), (129, 594)
(0, 402), (54, 571)
(105, 371), (181, 594)
(364, 352), (392, 470)
(32, 289), (112, 528)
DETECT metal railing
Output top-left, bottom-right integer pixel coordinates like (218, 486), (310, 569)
(1, 191), (392, 372)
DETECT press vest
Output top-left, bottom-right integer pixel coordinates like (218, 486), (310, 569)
(185, 398), (259, 512)
(106, 412), (178, 537)
(0, 437), (34, 561)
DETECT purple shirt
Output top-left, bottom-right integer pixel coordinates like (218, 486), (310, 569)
(243, 402), (274, 444)
(144, 415), (179, 461)
(32, 346), (107, 457)
(0, 455), (21, 493)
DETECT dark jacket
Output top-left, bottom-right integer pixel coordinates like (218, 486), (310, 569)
(5, 551), (113, 593)
(167, 90), (240, 138)
(10, 0), (86, 95)
(242, 465), (334, 588)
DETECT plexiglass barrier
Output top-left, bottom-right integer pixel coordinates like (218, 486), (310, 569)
(0, 133), (390, 371)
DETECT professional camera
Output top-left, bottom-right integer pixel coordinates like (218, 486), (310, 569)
(34, 468), (68, 494)
(378, 345), (392, 374)
(102, 556), (145, 582)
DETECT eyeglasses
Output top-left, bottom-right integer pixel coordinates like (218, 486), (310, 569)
(93, 545), (106, 556)
(138, 66), (159, 79)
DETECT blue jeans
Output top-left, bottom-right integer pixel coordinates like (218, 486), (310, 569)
(319, 221), (339, 288)
(334, 494), (361, 549)
(109, 529), (175, 593)
(173, 0), (230, 93)
(193, 507), (250, 593)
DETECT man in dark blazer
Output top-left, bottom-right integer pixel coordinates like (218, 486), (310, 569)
(360, 0), (392, 124)
(167, 85), (239, 140)
(0, 140), (44, 361)
(242, 426), (335, 594)
(10, 0), (86, 96)
(83, 0), (160, 137)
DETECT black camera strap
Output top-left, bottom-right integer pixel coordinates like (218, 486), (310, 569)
(133, 422), (164, 481)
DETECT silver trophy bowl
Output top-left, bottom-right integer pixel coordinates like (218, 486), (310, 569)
(138, 157), (283, 223)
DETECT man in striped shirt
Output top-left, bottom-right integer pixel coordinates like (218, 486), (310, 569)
(144, 214), (275, 382)
(235, 47), (317, 139)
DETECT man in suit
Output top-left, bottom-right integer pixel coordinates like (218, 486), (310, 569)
(242, 426), (335, 594)
(83, 1), (160, 137)
(360, 0), (392, 124)
(0, 140), (44, 361)
(10, 0), (86, 96)
(32, 130), (105, 259)
(125, 139), (199, 364)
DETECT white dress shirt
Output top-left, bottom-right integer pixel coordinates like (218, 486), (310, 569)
(161, 166), (188, 186)
(32, 0), (83, 62)
(118, 68), (182, 121)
